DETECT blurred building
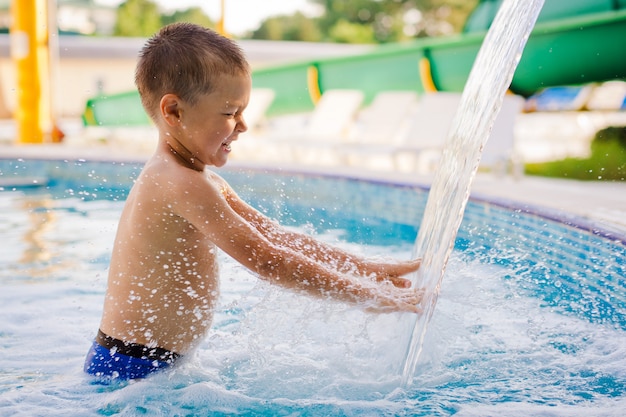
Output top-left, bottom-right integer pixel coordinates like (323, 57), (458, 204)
(0, 0), (116, 35)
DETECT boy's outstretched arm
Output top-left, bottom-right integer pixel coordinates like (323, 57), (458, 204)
(172, 173), (422, 313)
(255, 245), (423, 313)
(221, 183), (421, 288)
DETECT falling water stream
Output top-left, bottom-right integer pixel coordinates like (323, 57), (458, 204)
(401, 0), (545, 386)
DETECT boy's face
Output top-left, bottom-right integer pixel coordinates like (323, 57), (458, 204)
(177, 73), (251, 167)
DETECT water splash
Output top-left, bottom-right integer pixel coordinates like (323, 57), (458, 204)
(401, 0), (545, 387)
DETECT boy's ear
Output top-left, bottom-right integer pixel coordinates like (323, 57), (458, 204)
(160, 94), (182, 126)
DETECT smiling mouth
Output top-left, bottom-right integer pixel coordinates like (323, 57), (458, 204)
(222, 140), (232, 152)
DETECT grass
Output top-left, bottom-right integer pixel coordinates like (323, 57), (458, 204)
(524, 126), (626, 181)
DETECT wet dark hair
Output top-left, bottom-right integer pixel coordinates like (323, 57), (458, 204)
(135, 22), (250, 121)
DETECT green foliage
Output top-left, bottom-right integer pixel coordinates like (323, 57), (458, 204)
(252, 12), (322, 42)
(592, 126), (626, 148)
(162, 7), (215, 29)
(249, 0), (479, 43)
(525, 126), (626, 181)
(328, 19), (375, 43)
(411, 0), (480, 36)
(114, 0), (161, 37)
(312, 0), (385, 41)
(309, 0), (479, 43)
(251, 18), (285, 41)
(114, 0), (214, 37)
(110, 0), (479, 43)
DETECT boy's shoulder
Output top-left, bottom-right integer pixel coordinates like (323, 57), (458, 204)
(139, 154), (229, 197)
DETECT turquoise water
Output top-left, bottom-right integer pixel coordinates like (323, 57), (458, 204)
(0, 158), (625, 416)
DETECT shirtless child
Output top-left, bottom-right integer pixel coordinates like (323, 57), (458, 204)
(84, 22), (422, 381)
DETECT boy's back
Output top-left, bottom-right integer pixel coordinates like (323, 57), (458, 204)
(100, 153), (221, 355)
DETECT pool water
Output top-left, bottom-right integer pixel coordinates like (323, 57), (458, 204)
(0, 158), (625, 416)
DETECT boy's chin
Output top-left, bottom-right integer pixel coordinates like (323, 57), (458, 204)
(213, 158), (229, 168)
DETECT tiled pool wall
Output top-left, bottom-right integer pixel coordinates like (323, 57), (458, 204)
(459, 201), (625, 328)
(1, 157), (625, 328)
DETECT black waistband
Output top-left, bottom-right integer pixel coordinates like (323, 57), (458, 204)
(96, 329), (180, 363)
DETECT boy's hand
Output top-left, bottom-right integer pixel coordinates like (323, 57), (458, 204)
(368, 258), (422, 289)
(352, 259), (424, 313)
(365, 282), (424, 314)
(355, 258), (424, 314)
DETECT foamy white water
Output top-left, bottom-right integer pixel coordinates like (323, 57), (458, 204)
(402, 0), (545, 386)
(2, 246), (625, 416)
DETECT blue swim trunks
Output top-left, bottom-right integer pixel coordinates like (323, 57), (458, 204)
(84, 329), (181, 381)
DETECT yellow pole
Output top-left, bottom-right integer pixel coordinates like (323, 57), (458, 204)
(10, 0), (55, 144)
(217, 0), (226, 36)
(418, 57), (438, 93)
(306, 65), (322, 104)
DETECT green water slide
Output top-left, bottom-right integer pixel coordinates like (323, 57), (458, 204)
(83, 0), (626, 125)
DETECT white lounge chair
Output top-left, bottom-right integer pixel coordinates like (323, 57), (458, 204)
(349, 90), (419, 144)
(480, 94), (526, 176)
(284, 89), (365, 165)
(368, 92), (463, 173)
(339, 90), (420, 170)
(342, 92), (525, 175)
(305, 89), (365, 139)
(586, 80), (626, 111)
(395, 92), (527, 175)
(393, 92), (463, 173)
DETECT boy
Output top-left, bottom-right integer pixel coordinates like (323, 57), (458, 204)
(84, 23), (422, 381)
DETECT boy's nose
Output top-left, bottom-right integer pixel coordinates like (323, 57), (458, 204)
(237, 116), (248, 133)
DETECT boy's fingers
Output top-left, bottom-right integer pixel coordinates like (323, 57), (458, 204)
(388, 276), (412, 288)
(402, 258), (422, 272)
(367, 299), (422, 314)
(405, 302), (422, 314)
(388, 258), (422, 277)
(373, 259), (422, 284)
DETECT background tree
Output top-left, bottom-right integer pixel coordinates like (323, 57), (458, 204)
(322, 0), (478, 40)
(250, 0), (479, 43)
(114, 0), (214, 37)
(114, 0), (161, 37)
(251, 12), (322, 42)
(313, 0), (392, 43)
(407, 0), (479, 37)
(161, 7), (215, 29)
(328, 19), (375, 43)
